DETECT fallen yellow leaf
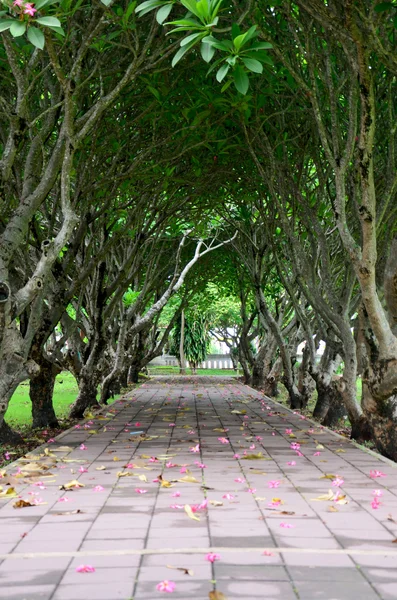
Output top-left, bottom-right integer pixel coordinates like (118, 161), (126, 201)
(0, 486), (18, 498)
(60, 480), (85, 490)
(184, 504), (200, 521)
(311, 490), (334, 501)
(96, 466), (106, 471)
(209, 591), (228, 600)
(178, 476), (199, 484)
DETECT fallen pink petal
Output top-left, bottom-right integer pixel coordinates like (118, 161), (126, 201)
(280, 523), (295, 528)
(79, 444), (87, 450)
(156, 580), (176, 592)
(75, 565), (95, 573)
(135, 488), (148, 494)
(206, 553), (221, 562)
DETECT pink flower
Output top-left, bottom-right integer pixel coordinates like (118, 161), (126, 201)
(280, 522), (295, 528)
(285, 429), (292, 434)
(233, 454), (240, 459)
(4, 452), (10, 460)
(79, 444), (87, 450)
(332, 477), (344, 487)
(74, 425), (81, 429)
(262, 550), (274, 556)
(249, 444), (256, 450)
(13, 0), (23, 5)
(218, 437), (229, 444)
(308, 428), (315, 433)
(271, 432), (276, 436)
(47, 438), (55, 443)
(76, 565), (95, 573)
(313, 452), (321, 456)
(188, 430), (195, 435)
(256, 436), (263, 441)
(194, 462), (206, 468)
(180, 467), (187, 473)
(25, 1), (38, 13)
(93, 485), (104, 492)
(222, 493), (234, 500)
(247, 488), (256, 494)
(295, 450), (304, 457)
(156, 580), (176, 592)
(171, 491), (181, 497)
(290, 443), (300, 450)
(369, 470), (386, 478)
(287, 461), (296, 466)
(149, 457), (159, 463)
(268, 500), (281, 507)
(371, 497), (381, 510)
(268, 480), (280, 488)
(372, 489), (383, 497)
(190, 444), (200, 453)
(234, 478), (245, 483)
(79, 467), (88, 473)
(135, 422), (141, 426)
(166, 462), (177, 468)
(206, 553), (220, 563)
(168, 423), (176, 427)
(135, 488), (147, 494)
(170, 504), (184, 509)
(58, 497), (71, 502)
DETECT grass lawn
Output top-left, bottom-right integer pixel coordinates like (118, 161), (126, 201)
(148, 365), (239, 377)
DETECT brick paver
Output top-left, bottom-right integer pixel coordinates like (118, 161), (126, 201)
(1, 376), (397, 600)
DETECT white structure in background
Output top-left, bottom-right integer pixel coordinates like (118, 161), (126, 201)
(149, 353), (235, 369)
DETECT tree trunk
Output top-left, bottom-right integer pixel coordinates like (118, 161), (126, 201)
(128, 362), (140, 384)
(262, 357), (282, 397)
(297, 345), (316, 406)
(0, 420), (24, 444)
(29, 359), (60, 429)
(313, 377), (346, 426)
(69, 372), (99, 419)
(179, 309), (186, 375)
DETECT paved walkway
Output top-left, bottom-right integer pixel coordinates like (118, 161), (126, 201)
(1, 377), (397, 600)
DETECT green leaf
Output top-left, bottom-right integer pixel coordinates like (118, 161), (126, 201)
(180, 31), (203, 46)
(242, 57), (263, 73)
(10, 21), (26, 37)
(0, 20), (15, 32)
(156, 3), (172, 23)
(27, 26), (45, 48)
(200, 39), (215, 62)
(180, 0), (201, 17)
(166, 18), (202, 26)
(233, 65), (249, 94)
(172, 39), (197, 66)
(221, 79), (232, 92)
(374, 1), (395, 11)
(233, 25), (257, 50)
(202, 35), (233, 51)
(36, 16), (62, 26)
(135, 0), (164, 15)
(46, 25), (65, 35)
(216, 62), (229, 82)
(231, 22), (240, 38)
(250, 41), (273, 50)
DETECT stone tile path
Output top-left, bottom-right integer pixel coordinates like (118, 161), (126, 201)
(1, 376), (397, 600)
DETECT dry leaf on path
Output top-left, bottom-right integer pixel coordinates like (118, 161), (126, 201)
(0, 486), (18, 498)
(241, 453), (265, 460)
(184, 504), (200, 521)
(311, 490), (334, 501)
(117, 471), (131, 478)
(209, 500), (223, 507)
(52, 446), (73, 452)
(166, 565), (194, 576)
(209, 591), (228, 600)
(178, 476), (199, 484)
(327, 505), (338, 512)
(53, 509), (85, 516)
(137, 474), (147, 482)
(60, 480), (85, 490)
(96, 466), (106, 471)
(320, 474), (337, 480)
(13, 499), (37, 508)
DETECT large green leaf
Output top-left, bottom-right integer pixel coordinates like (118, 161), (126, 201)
(27, 26), (45, 48)
(136, 0), (164, 13)
(0, 20), (15, 33)
(36, 16), (62, 27)
(242, 57), (263, 74)
(233, 65), (249, 94)
(156, 3), (172, 23)
(216, 62), (229, 82)
(200, 39), (215, 62)
(10, 21), (26, 37)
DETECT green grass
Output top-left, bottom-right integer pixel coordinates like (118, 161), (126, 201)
(148, 365), (238, 377)
(6, 371), (80, 429)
